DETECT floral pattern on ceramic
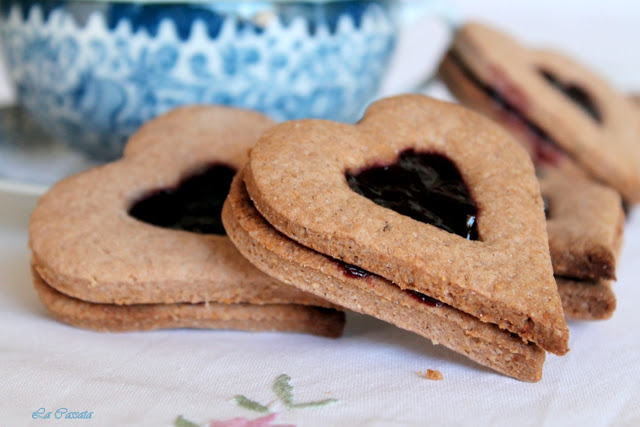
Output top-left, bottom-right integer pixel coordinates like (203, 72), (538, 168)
(0, 1), (396, 160)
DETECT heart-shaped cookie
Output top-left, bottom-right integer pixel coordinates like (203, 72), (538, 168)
(223, 170), (545, 381)
(29, 105), (343, 336)
(244, 94), (569, 355)
(438, 22), (640, 203)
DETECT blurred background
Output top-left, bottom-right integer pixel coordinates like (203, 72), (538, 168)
(2, 0), (639, 110)
(0, 0), (640, 105)
(0, 0), (638, 145)
(384, 0), (640, 96)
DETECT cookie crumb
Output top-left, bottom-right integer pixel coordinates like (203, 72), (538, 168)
(418, 369), (443, 381)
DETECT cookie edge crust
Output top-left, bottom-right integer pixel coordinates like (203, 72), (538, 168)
(556, 277), (616, 321)
(542, 170), (625, 281)
(32, 267), (345, 338)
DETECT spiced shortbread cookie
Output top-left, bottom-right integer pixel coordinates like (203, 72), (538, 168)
(33, 269), (344, 337)
(223, 171), (545, 381)
(438, 22), (640, 203)
(540, 168), (623, 320)
(541, 168), (624, 281)
(243, 94), (569, 355)
(29, 105), (342, 335)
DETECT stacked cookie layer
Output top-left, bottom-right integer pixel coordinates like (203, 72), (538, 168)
(223, 94), (570, 382)
(437, 22), (633, 321)
(28, 106), (345, 338)
(541, 168), (624, 320)
(29, 97), (592, 382)
(438, 22), (640, 205)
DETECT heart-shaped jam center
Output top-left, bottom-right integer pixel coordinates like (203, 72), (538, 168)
(539, 69), (602, 123)
(129, 164), (236, 235)
(346, 149), (479, 240)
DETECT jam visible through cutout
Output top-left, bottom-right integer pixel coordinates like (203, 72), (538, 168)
(539, 69), (602, 123)
(129, 164), (236, 234)
(346, 149), (478, 240)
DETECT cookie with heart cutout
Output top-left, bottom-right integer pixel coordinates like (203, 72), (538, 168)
(223, 169), (546, 381)
(438, 22), (640, 204)
(539, 167), (623, 320)
(29, 105), (344, 337)
(242, 94), (569, 356)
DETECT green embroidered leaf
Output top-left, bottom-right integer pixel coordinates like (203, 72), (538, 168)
(174, 415), (200, 427)
(273, 374), (338, 410)
(291, 398), (338, 409)
(234, 395), (270, 413)
(273, 374), (295, 407)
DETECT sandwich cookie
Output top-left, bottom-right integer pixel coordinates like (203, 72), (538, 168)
(438, 22), (640, 204)
(224, 94), (570, 380)
(29, 106), (344, 337)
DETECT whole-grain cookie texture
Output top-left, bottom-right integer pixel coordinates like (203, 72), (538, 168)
(243, 94), (569, 356)
(223, 171), (545, 382)
(438, 22), (640, 203)
(29, 105), (343, 336)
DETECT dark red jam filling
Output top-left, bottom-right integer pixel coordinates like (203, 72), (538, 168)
(335, 260), (372, 279)
(539, 69), (602, 123)
(334, 260), (443, 308)
(447, 51), (567, 167)
(405, 289), (443, 307)
(346, 149), (478, 240)
(128, 163), (236, 235)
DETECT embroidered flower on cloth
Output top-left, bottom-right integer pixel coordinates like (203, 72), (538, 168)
(235, 374), (337, 412)
(175, 374), (336, 427)
(209, 413), (295, 427)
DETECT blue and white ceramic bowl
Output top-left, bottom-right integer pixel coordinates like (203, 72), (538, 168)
(0, 0), (399, 160)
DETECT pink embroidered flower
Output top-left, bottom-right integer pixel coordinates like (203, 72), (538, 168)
(209, 413), (295, 427)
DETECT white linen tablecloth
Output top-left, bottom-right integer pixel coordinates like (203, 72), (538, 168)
(1, 2), (639, 426)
